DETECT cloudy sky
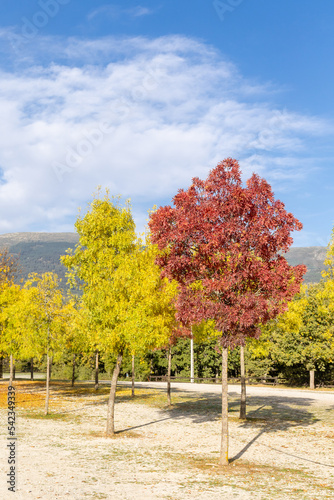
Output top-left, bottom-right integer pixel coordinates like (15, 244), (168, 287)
(0, 0), (333, 246)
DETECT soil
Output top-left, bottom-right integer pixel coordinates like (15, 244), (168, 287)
(0, 380), (334, 499)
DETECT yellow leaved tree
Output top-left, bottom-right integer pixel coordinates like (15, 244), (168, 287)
(61, 191), (178, 435)
(0, 248), (20, 381)
(18, 273), (68, 414)
(0, 282), (22, 385)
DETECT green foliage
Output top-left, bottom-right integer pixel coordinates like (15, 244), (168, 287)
(248, 280), (334, 384)
(148, 337), (242, 380)
(118, 354), (151, 381)
(195, 339), (221, 379)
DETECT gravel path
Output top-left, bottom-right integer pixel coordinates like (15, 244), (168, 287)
(0, 381), (334, 499)
(123, 380), (334, 402)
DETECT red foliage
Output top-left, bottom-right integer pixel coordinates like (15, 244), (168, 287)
(149, 158), (306, 347)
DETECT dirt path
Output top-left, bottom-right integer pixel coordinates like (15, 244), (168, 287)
(1, 381), (334, 499)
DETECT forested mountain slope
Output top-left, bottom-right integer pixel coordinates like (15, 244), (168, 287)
(0, 233), (79, 289)
(0, 233), (328, 286)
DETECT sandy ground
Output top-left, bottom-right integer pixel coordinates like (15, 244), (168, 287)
(1, 380), (334, 500)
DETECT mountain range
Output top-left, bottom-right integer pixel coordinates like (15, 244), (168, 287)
(0, 232), (329, 287)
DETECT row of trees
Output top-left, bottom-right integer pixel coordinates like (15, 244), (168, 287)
(2, 159), (333, 466)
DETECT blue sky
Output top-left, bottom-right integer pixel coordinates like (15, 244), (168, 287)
(0, 0), (333, 246)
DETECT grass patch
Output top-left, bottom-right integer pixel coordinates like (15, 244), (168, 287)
(21, 410), (77, 421)
(87, 430), (142, 439)
(165, 452), (334, 498)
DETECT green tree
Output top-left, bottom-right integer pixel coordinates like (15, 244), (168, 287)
(249, 282), (334, 388)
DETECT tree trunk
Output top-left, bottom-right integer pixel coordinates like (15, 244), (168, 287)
(71, 353), (76, 387)
(190, 333), (194, 383)
(131, 354), (135, 397)
(167, 347), (172, 406)
(106, 354), (123, 436)
(0, 357), (3, 379)
(220, 347), (229, 466)
(309, 369), (315, 390)
(45, 354), (50, 415)
(30, 357), (34, 380)
(9, 354), (14, 386)
(239, 345), (246, 419)
(13, 359), (16, 381)
(95, 350), (99, 390)
(48, 356), (52, 380)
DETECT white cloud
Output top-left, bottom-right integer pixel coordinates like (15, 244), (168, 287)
(87, 4), (154, 22)
(0, 34), (331, 235)
(129, 6), (153, 17)
(291, 230), (331, 248)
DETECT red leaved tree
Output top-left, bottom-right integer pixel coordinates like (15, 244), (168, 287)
(149, 158), (306, 465)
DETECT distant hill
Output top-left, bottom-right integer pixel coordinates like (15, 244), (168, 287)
(0, 232), (79, 289)
(0, 232), (329, 286)
(284, 246), (328, 284)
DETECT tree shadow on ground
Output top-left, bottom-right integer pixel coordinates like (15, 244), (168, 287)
(15, 381), (321, 429)
(157, 388), (334, 467)
(229, 424), (334, 468)
(157, 388), (319, 427)
(9, 380), (334, 468)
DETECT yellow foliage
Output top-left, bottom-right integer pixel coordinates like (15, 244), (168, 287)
(61, 191), (179, 359)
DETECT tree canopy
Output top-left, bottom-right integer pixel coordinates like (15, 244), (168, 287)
(149, 158), (306, 346)
(61, 190), (178, 434)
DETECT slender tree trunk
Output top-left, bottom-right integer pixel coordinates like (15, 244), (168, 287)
(13, 359), (16, 381)
(150, 357), (153, 379)
(167, 347), (172, 406)
(131, 354), (135, 397)
(309, 369), (315, 390)
(48, 357), (53, 380)
(95, 350), (99, 390)
(239, 345), (246, 419)
(45, 353), (50, 415)
(30, 357), (34, 380)
(9, 354), (14, 386)
(71, 353), (76, 387)
(220, 347), (229, 466)
(0, 357), (3, 379)
(106, 354), (123, 436)
(190, 333), (194, 383)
